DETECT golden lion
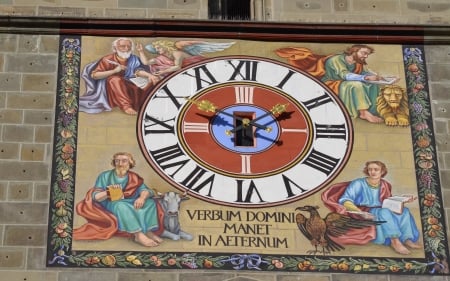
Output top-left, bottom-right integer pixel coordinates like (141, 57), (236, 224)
(376, 85), (409, 126)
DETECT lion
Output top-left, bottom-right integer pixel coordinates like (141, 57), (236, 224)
(376, 84), (409, 126)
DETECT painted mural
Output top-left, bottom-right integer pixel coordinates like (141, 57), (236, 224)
(47, 35), (449, 275)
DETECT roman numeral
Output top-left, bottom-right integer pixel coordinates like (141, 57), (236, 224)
(240, 155), (252, 174)
(183, 122), (209, 133)
(227, 60), (258, 81)
(149, 143), (189, 172)
(183, 65), (218, 91)
(154, 84), (183, 110)
(180, 165), (215, 196)
(276, 69), (295, 89)
(315, 124), (347, 139)
(303, 93), (333, 110)
(303, 149), (339, 176)
(235, 180), (265, 203)
(281, 174), (308, 198)
(143, 113), (175, 135)
(235, 86), (254, 104)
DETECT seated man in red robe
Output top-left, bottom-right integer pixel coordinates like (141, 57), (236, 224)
(79, 37), (160, 115)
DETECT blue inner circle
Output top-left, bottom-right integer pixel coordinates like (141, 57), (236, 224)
(211, 105), (280, 154)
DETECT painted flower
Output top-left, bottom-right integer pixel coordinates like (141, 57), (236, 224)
(102, 255), (116, 266)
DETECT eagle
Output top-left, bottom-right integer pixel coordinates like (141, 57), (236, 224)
(295, 205), (385, 255)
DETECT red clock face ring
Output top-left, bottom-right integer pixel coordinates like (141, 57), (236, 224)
(178, 83), (312, 178)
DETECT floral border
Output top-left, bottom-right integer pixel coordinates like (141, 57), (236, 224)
(46, 36), (449, 275)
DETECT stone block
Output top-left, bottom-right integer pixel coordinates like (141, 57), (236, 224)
(118, 0), (166, 8)
(432, 101), (450, 119)
(0, 5), (36, 16)
(0, 109), (23, 124)
(37, 6), (86, 17)
(170, 0), (200, 9)
(22, 74), (56, 92)
(440, 170), (450, 190)
(39, 35), (60, 53)
(34, 182), (50, 202)
(3, 125), (34, 142)
(277, 274), (330, 281)
(8, 182), (33, 200)
(87, 8), (104, 17)
(0, 142), (19, 160)
(7, 93), (55, 110)
(429, 82), (450, 100)
(24, 110), (53, 125)
(406, 1), (450, 13)
(435, 134), (450, 152)
(4, 225), (47, 246)
(0, 249), (25, 268)
(427, 63), (450, 82)
(179, 273), (235, 281)
(281, 0), (331, 13)
(61, 0), (116, 8)
(118, 273), (178, 281)
(104, 8), (147, 18)
(0, 182), (7, 200)
(0, 73), (21, 91)
(5, 54), (58, 73)
(0, 54), (4, 71)
(0, 92), (5, 107)
(353, 0), (400, 15)
(0, 203), (48, 224)
(0, 161), (48, 181)
(59, 271), (117, 281)
(434, 119), (449, 134)
(0, 34), (17, 52)
(27, 247), (48, 270)
(18, 35), (40, 53)
(424, 45), (450, 64)
(0, 271), (57, 280)
(34, 125), (54, 143)
(20, 143), (46, 161)
(333, 0), (348, 12)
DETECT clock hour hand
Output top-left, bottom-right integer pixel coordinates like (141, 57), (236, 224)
(226, 103), (289, 135)
(184, 98), (269, 131)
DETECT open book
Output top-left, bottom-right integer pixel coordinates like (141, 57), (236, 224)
(366, 76), (399, 85)
(129, 77), (150, 89)
(382, 195), (412, 214)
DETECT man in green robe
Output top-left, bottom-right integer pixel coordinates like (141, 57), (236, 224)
(74, 152), (164, 247)
(276, 44), (395, 123)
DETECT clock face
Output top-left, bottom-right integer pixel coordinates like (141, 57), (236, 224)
(137, 56), (353, 207)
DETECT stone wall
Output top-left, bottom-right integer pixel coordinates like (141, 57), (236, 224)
(0, 1), (449, 281)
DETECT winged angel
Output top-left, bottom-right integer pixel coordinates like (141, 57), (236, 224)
(136, 40), (235, 78)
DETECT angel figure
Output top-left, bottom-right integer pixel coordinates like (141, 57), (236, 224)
(136, 40), (235, 77)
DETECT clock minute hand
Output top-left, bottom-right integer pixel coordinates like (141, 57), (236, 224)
(184, 98), (269, 131)
(227, 103), (289, 135)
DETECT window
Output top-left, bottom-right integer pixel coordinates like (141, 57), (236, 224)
(208, 0), (251, 20)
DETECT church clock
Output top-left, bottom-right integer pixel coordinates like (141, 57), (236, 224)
(137, 56), (353, 207)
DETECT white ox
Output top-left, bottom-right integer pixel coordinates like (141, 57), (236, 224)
(155, 191), (193, 241)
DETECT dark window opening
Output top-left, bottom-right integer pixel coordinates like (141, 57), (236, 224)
(235, 113), (255, 147)
(208, 0), (251, 20)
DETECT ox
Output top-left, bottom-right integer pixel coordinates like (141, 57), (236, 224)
(155, 191), (193, 241)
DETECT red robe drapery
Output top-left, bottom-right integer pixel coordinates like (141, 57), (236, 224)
(321, 180), (392, 245)
(275, 47), (364, 95)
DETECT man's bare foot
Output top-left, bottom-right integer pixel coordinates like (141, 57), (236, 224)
(359, 110), (383, 123)
(134, 232), (159, 247)
(123, 108), (137, 115)
(391, 238), (410, 255)
(404, 239), (422, 249)
(147, 231), (163, 243)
